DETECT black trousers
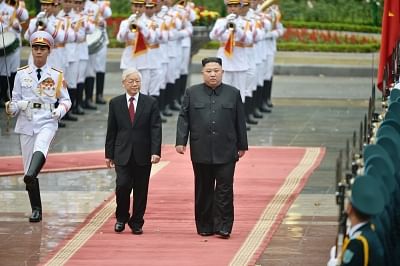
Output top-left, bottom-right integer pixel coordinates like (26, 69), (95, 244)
(115, 157), (151, 228)
(192, 161), (236, 234)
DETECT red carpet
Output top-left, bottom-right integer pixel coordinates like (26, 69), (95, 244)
(0, 150), (107, 176)
(39, 145), (325, 266)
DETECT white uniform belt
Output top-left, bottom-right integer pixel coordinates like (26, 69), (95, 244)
(29, 102), (55, 110)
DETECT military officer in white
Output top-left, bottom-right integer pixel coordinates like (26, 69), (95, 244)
(0, 0), (28, 107)
(117, 0), (159, 95)
(209, 0), (252, 104)
(24, 0), (66, 77)
(5, 31), (72, 223)
(84, 0), (111, 106)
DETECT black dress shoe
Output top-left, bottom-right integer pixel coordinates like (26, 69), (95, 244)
(29, 209), (42, 223)
(58, 122), (66, 128)
(131, 227), (143, 235)
(267, 100), (274, 108)
(83, 100), (97, 110)
(169, 100), (181, 111)
(62, 112), (78, 121)
(161, 116), (167, 123)
(162, 107), (173, 117)
(253, 108), (263, 119)
(246, 116), (258, 125)
(199, 232), (214, 236)
(114, 222), (125, 233)
(216, 230), (230, 239)
(72, 106), (85, 115)
(96, 96), (107, 104)
(260, 103), (272, 113)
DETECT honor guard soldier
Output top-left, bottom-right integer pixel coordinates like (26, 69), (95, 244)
(117, 0), (159, 97)
(263, 3), (284, 109)
(5, 31), (72, 223)
(327, 175), (385, 266)
(84, 0), (112, 106)
(209, 0), (253, 127)
(0, 0), (28, 107)
(58, 0), (87, 117)
(74, 0), (95, 113)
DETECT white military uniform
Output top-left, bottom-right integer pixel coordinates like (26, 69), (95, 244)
(177, 3), (194, 77)
(153, 9), (169, 91)
(117, 13), (159, 95)
(0, 0), (28, 76)
(57, 9), (86, 89)
(10, 63), (71, 170)
(84, 0), (112, 76)
(209, 15), (253, 102)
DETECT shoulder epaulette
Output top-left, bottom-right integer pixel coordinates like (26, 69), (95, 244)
(51, 67), (63, 73)
(17, 65), (29, 71)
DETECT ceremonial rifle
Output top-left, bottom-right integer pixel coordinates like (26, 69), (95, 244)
(335, 150), (348, 263)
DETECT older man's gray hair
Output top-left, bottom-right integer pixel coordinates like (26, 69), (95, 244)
(122, 68), (142, 81)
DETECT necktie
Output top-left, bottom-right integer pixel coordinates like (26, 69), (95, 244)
(129, 97), (135, 123)
(37, 69), (41, 81)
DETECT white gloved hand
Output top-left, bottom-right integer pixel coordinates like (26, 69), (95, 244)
(128, 14), (137, 24)
(17, 100), (29, 111)
(52, 106), (63, 120)
(327, 246), (338, 266)
(37, 11), (46, 18)
(5, 101), (18, 115)
(226, 13), (237, 21)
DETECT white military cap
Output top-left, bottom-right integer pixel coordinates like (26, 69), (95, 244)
(30, 30), (54, 48)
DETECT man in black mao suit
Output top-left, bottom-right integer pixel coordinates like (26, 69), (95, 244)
(105, 68), (162, 235)
(176, 57), (248, 239)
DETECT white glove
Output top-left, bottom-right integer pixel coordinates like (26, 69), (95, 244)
(17, 100), (29, 111)
(52, 106), (63, 120)
(5, 101), (17, 115)
(226, 13), (237, 21)
(128, 14), (137, 24)
(327, 246), (338, 266)
(37, 11), (46, 18)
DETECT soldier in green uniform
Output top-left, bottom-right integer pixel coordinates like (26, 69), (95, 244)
(328, 175), (385, 266)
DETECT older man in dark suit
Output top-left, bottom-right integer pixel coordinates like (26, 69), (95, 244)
(176, 57), (248, 239)
(105, 68), (162, 235)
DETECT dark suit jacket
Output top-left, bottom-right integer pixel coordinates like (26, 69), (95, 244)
(105, 93), (162, 166)
(176, 83), (248, 164)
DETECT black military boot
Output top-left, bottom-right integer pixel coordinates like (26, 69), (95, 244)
(84, 77), (97, 110)
(260, 82), (272, 113)
(73, 83), (85, 115)
(251, 92), (263, 119)
(27, 178), (42, 223)
(179, 74), (188, 102)
(245, 97), (258, 125)
(266, 78), (274, 108)
(169, 82), (181, 111)
(96, 72), (106, 104)
(163, 83), (174, 116)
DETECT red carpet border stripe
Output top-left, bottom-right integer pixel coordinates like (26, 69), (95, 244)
(229, 147), (324, 265)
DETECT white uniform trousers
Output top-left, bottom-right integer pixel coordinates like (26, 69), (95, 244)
(222, 71), (247, 103)
(65, 61), (79, 88)
(20, 127), (56, 174)
(180, 46), (191, 75)
(77, 60), (88, 84)
(256, 63), (264, 87)
(160, 63), (168, 90)
(246, 66), (257, 97)
(86, 44), (107, 78)
(166, 57), (178, 84)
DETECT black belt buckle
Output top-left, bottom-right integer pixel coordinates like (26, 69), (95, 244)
(33, 103), (41, 108)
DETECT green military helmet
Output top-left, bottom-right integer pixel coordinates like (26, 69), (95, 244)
(376, 136), (400, 172)
(377, 124), (400, 139)
(363, 153), (396, 193)
(350, 175), (385, 216)
(387, 101), (400, 124)
(380, 118), (400, 135)
(389, 88), (400, 104)
(365, 164), (390, 206)
(363, 144), (395, 174)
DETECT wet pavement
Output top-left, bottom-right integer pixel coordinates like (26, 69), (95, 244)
(0, 53), (377, 265)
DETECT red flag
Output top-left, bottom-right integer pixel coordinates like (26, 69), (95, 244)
(377, 0), (400, 90)
(132, 30), (148, 57)
(224, 30), (235, 57)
